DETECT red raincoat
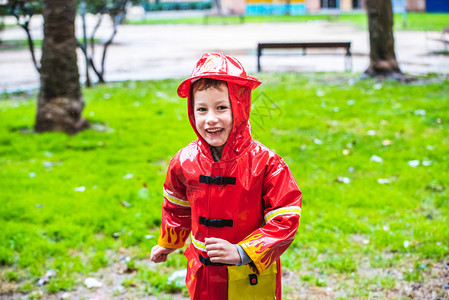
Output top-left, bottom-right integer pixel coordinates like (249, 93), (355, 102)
(157, 53), (302, 300)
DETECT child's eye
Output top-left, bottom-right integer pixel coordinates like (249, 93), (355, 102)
(196, 107), (207, 112)
(218, 106), (228, 110)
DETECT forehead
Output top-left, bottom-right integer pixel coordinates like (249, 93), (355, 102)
(193, 86), (230, 105)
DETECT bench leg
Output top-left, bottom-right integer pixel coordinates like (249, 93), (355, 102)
(345, 49), (352, 71)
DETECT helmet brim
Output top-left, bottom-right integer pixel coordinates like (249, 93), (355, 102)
(177, 74), (262, 98)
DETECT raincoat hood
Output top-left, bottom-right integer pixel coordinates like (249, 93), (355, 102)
(177, 53), (262, 161)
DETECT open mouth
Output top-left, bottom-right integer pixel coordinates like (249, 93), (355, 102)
(206, 128), (224, 136)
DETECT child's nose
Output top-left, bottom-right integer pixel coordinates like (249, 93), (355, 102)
(206, 112), (219, 124)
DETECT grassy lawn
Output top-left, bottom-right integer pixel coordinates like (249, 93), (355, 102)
(127, 12), (449, 31)
(0, 39), (101, 51)
(0, 73), (448, 298)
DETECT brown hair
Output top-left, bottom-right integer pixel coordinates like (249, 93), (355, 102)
(191, 78), (228, 96)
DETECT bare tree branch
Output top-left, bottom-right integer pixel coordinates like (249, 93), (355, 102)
(11, 2), (41, 74)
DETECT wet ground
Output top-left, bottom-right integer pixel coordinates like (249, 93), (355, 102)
(1, 13), (448, 92)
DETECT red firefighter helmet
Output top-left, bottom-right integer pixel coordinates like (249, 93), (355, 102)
(177, 52), (262, 98)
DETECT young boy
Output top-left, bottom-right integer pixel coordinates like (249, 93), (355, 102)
(150, 52), (302, 299)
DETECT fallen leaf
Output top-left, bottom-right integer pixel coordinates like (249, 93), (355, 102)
(74, 186), (86, 192)
(414, 109), (426, 116)
(167, 269), (187, 286)
(403, 240), (410, 248)
(377, 178), (391, 184)
(45, 270), (56, 278)
(382, 139), (392, 146)
(37, 270), (56, 287)
(370, 155), (383, 163)
(84, 277), (103, 289)
(408, 160), (420, 167)
(138, 187), (148, 199)
(43, 161), (53, 168)
(37, 277), (48, 287)
(422, 160), (432, 166)
(336, 177), (350, 184)
(119, 255), (131, 263)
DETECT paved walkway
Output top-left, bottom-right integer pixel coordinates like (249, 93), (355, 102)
(1, 15), (448, 92)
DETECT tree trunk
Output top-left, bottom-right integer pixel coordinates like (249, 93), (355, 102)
(364, 0), (402, 78)
(35, 0), (89, 134)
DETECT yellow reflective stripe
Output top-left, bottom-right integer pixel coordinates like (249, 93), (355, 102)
(163, 188), (190, 207)
(264, 206), (301, 223)
(190, 233), (206, 252)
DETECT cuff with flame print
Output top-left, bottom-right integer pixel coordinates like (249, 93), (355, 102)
(157, 224), (190, 249)
(238, 233), (277, 276)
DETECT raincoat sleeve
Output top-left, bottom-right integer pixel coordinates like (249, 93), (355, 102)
(238, 156), (302, 275)
(157, 150), (191, 249)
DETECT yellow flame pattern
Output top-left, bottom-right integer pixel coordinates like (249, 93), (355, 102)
(238, 233), (277, 275)
(157, 224), (189, 249)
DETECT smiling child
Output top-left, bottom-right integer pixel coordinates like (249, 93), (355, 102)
(150, 52), (302, 300)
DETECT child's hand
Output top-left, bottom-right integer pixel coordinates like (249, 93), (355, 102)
(205, 237), (241, 265)
(150, 245), (176, 263)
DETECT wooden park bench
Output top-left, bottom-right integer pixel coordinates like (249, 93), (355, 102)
(257, 42), (352, 72)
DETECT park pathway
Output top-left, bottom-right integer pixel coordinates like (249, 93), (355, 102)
(1, 15), (448, 92)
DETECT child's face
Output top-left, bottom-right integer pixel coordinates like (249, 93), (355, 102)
(193, 85), (233, 152)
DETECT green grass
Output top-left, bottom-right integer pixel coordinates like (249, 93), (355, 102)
(0, 38), (101, 51)
(1, 73), (448, 297)
(126, 12), (449, 31)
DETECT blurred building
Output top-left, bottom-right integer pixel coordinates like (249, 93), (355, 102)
(243, 0), (444, 15)
(246, 0), (307, 15)
(142, 0), (448, 14)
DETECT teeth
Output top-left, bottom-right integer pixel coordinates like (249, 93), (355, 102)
(207, 128), (222, 133)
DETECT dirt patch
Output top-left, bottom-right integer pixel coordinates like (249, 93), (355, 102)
(282, 260), (449, 299)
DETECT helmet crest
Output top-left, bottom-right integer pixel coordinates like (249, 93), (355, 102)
(177, 52), (261, 98)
